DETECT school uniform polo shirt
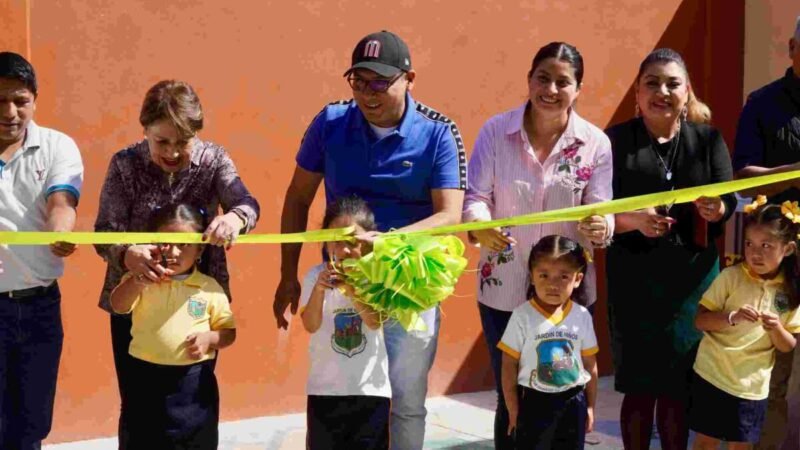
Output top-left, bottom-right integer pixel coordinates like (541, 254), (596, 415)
(498, 300), (598, 393)
(0, 121), (83, 292)
(296, 92), (467, 232)
(695, 264), (800, 400)
(118, 270), (236, 366)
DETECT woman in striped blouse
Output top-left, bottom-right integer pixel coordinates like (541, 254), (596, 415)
(462, 41), (613, 450)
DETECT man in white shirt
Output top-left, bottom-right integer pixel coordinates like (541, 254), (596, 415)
(0, 51), (83, 450)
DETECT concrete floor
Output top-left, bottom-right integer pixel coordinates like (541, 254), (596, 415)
(44, 376), (671, 450)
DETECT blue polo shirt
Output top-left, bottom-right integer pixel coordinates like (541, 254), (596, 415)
(296, 93), (467, 231)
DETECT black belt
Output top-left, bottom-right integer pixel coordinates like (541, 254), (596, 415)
(0, 282), (58, 299)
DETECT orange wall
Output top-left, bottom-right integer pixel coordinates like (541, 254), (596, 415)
(743, 1), (797, 97)
(0, 0), (745, 443)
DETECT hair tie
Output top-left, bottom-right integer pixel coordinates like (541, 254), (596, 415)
(781, 201), (800, 224)
(743, 195), (767, 214)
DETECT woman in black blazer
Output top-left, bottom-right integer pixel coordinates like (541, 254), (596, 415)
(605, 49), (736, 450)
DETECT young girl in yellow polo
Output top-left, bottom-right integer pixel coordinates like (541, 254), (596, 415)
(110, 203), (236, 450)
(691, 197), (800, 449)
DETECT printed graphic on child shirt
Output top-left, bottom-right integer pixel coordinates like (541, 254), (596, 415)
(331, 309), (366, 358)
(774, 292), (790, 314)
(187, 297), (207, 319)
(531, 339), (581, 388)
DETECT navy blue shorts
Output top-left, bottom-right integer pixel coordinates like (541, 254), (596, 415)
(307, 395), (390, 450)
(126, 357), (219, 450)
(515, 385), (586, 450)
(689, 372), (767, 443)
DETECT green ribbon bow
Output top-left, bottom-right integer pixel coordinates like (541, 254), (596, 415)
(342, 234), (468, 331)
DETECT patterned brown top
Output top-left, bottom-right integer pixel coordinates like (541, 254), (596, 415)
(93, 139), (260, 312)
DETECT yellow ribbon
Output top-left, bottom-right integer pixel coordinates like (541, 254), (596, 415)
(743, 194), (767, 214)
(392, 170), (800, 236)
(1, 170), (800, 245)
(0, 227), (356, 245)
(781, 201), (800, 224)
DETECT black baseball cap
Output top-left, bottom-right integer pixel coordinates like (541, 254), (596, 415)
(344, 31), (412, 78)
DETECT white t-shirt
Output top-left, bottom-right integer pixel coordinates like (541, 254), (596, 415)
(368, 123), (398, 140)
(499, 300), (598, 393)
(300, 264), (391, 398)
(0, 121), (83, 291)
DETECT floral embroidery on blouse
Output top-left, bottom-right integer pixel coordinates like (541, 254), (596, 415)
(480, 227), (515, 292)
(554, 138), (597, 194)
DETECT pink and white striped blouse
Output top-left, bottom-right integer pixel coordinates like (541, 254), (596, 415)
(463, 103), (614, 311)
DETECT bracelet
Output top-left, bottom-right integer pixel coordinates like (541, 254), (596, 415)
(727, 311), (737, 326)
(230, 208), (249, 231)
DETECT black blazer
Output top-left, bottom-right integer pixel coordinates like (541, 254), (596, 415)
(606, 117), (736, 251)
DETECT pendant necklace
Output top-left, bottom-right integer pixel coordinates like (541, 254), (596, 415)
(648, 122), (681, 182)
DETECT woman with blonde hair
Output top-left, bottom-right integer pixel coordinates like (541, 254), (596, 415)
(605, 48), (736, 450)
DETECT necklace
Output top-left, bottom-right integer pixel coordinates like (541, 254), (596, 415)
(647, 122), (681, 182)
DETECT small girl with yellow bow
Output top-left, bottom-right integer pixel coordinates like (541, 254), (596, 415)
(689, 195), (800, 448)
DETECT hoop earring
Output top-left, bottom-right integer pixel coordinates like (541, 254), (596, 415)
(634, 103), (640, 117)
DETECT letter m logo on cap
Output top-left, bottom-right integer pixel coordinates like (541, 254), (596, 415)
(364, 40), (381, 58)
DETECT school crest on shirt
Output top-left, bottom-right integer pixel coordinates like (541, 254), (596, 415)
(774, 292), (790, 314)
(531, 339), (581, 388)
(187, 297), (207, 319)
(331, 310), (366, 358)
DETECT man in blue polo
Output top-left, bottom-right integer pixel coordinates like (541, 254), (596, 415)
(0, 52), (83, 450)
(274, 30), (465, 449)
(733, 16), (800, 450)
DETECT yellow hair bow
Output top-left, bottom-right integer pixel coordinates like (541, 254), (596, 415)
(743, 195), (767, 214)
(781, 200), (800, 224)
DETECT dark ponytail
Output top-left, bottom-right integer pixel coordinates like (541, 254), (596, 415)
(744, 204), (800, 310)
(322, 195), (376, 232)
(526, 235), (590, 305)
(528, 42), (584, 85)
(148, 203), (208, 233)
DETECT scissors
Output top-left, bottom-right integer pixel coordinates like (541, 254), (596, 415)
(657, 187), (677, 216)
(328, 253), (339, 285)
(659, 199), (676, 216)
